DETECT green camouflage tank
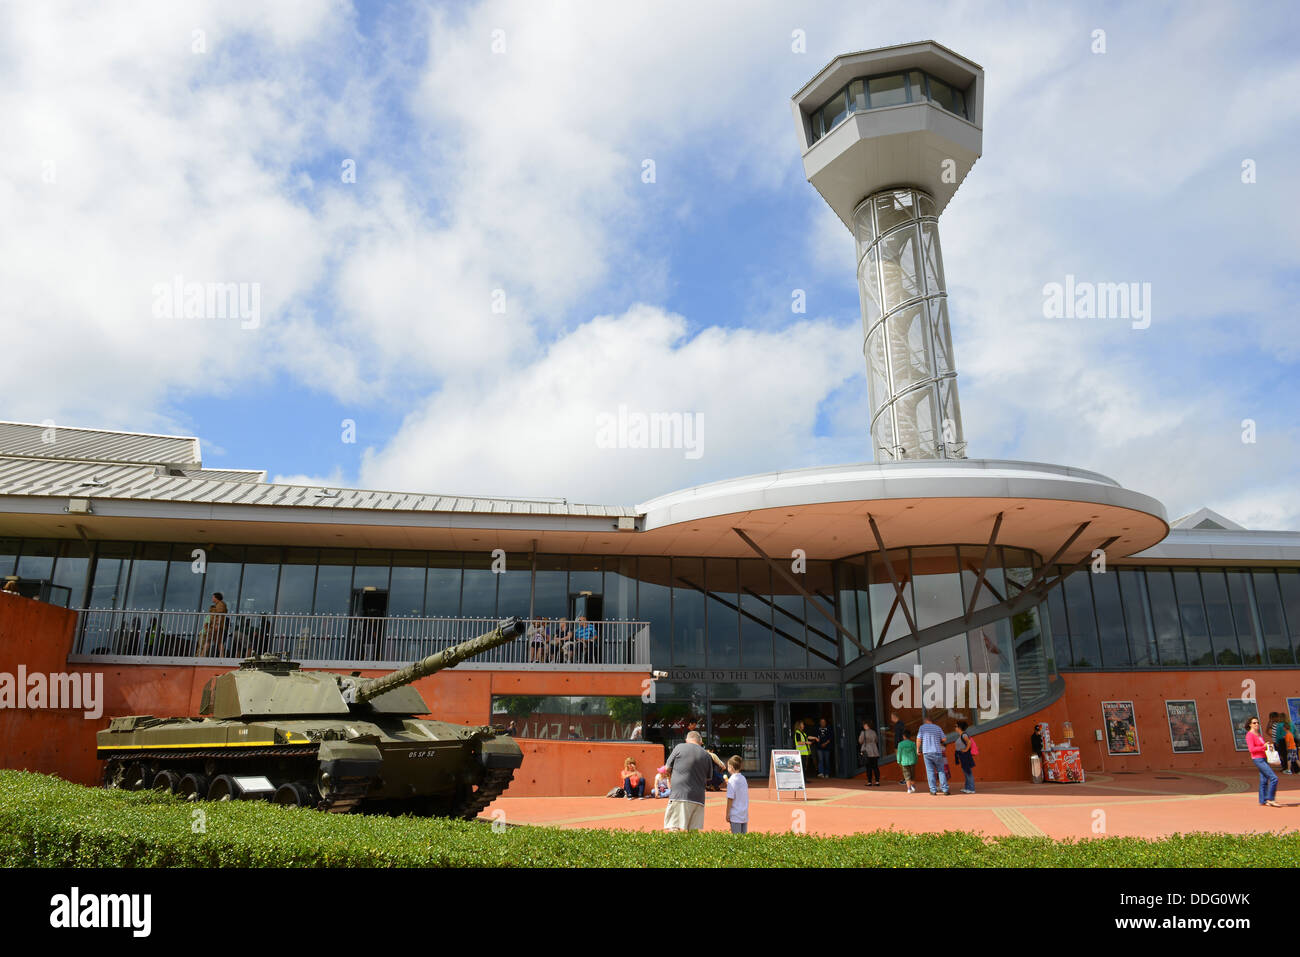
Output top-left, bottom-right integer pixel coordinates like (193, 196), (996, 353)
(97, 618), (525, 817)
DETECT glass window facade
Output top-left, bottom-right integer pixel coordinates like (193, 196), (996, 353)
(490, 694), (642, 741)
(1047, 565), (1300, 671)
(809, 67), (971, 143)
(5, 536), (1296, 681)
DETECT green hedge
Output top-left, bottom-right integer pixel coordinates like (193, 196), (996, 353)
(2, 770), (1295, 867)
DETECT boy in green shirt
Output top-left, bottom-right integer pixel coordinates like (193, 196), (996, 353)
(896, 729), (918, 794)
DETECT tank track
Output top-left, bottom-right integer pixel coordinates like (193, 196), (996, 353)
(453, 768), (515, 820)
(101, 750), (514, 817)
(99, 747), (318, 761)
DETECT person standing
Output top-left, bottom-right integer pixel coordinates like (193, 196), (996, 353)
(815, 717), (833, 778)
(208, 592), (228, 656)
(858, 720), (880, 786)
(915, 713), (949, 796)
(630, 721), (643, 741)
(954, 720), (976, 794)
(891, 711), (907, 785)
(1245, 716), (1281, 807)
(896, 730), (918, 793)
(663, 731), (713, 831)
(794, 720), (812, 779)
(1030, 725), (1046, 783)
(725, 755), (749, 833)
(1273, 716), (1289, 774)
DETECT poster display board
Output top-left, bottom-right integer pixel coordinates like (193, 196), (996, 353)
(1101, 700), (1140, 755)
(768, 749), (807, 800)
(1164, 700), (1204, 754)
(1287, 697), (1300, 733)
(1226, 699), (1259, 751)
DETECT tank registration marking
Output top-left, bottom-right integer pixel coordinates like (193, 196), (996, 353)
(406, 748), (441, 758)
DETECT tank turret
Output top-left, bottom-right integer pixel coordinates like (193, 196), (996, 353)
(97, 616), (530, 817)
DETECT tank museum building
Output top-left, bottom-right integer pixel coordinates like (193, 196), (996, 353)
(2, 42), (1299, 794)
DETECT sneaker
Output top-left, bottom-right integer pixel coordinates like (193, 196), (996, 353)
(929, 790), (937, 795)
(961, 789), (974, 794)
(907, 786), (915, 793)
(940, 791), (949, 796)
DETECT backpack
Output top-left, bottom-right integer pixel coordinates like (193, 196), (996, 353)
(607, 787), (624, 798)
(965, 733), (979, 757)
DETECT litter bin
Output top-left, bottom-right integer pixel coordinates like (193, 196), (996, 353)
(1030, 754), (1043, 783)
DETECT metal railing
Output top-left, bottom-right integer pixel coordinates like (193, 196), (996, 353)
(72, 609), (651, 668)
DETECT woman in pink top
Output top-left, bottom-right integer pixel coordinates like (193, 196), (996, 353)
(1245, 716), (1280, 807)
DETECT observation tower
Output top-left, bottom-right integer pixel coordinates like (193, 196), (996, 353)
(791, 41), (983, 462)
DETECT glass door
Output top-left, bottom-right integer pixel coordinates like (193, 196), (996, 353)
(708, 701), (773, 776)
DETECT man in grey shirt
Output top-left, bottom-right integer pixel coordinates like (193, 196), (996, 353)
(663, 731), (725, 831)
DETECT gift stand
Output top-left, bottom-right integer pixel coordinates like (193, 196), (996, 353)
(1036, 721), (1085, 783)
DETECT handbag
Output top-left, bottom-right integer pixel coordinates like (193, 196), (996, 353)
(1266, 744), (1282, 767)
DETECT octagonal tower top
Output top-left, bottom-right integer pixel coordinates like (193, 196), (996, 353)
(791, 40), (984, 230)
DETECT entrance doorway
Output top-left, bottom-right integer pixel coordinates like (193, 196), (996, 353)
(349, 587), (388, 660)
(708, 701), (774, 776)
(787, 702), (840, 777)
(569, 591), (603, 621)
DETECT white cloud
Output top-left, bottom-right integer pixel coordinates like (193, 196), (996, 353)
(359, 304), (860, 503)
(2, 0), (1296, 531)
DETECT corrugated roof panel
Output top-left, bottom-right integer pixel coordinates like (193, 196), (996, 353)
(183, 468), (266, 484)
(0, 453), (635, 519)
(0, 421), (200, 466)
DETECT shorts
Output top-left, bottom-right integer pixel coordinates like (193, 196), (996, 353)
(900, 764), (914, 782)
(664, 800), (705, 831)
(730, 821), (748, 834)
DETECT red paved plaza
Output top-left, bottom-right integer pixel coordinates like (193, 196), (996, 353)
(483, 770), (1300, 840)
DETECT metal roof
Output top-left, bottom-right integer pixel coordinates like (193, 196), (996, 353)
(0, 455), (634, 517)
(0, 421), (200, 467)
(180, 468), (267, 484)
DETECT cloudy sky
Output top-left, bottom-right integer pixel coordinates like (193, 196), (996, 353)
(2, 0), (1297, 527)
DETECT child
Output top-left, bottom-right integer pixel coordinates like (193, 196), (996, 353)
(1286, 723), (1299, 775)
(651, 765), (671, 798)
(725, 755), (749, 834)
(621, 757), (645, 798)
(896, 730), (918, 794)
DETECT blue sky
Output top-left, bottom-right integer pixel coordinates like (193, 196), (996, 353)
(2, 0), (1298, 526)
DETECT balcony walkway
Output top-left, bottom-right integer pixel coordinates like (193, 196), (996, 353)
(70, 609), (652, 669)
(479, 769), (1300, 839)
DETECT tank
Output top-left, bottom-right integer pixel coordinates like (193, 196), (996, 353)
(97, 617), (526, 817)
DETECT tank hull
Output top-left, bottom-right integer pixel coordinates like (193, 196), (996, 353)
(97, 715), (522, 817)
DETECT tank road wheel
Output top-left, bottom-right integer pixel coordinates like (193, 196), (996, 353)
(101, 760), (125, 790)
(273, 782), (313, 807)
(152, 770), (181, 794)
(122, 762), (147, 790)
(179, 773), (210, 801)
(207, 775), (239, 802)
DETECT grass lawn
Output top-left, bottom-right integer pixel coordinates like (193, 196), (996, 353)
(3, 770), (1295, 867)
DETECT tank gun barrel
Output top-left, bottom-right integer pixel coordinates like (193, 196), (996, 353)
(351, 617), (524, 704)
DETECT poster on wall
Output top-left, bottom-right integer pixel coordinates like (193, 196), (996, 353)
(1101, 700), (1140, 755)
(1164, 700), (1204, 753)
(768, 750), (807, 800)
(1287, 697), (1300, 733)
(1226, 699), (1259, 751)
